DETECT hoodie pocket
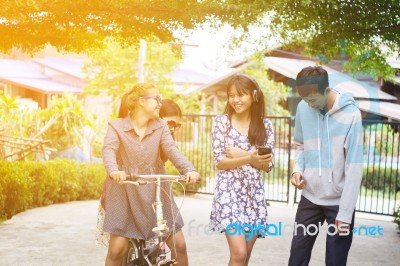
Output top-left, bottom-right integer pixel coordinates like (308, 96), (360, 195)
(302, 168), (318, 193)
(332, 177), (344, 193)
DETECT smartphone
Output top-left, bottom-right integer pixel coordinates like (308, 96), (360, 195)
(257, 145), (272, 155)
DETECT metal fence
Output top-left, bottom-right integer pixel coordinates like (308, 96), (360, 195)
(357, 120), (400, 215)
(176, 115), (400, 216)
(175, 115), (292, 203)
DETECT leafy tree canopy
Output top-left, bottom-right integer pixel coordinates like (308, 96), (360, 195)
(83, 36), (208, 116)
(0, 0), (254, 53)
(1, 1), (399, 78)
(263, 0), (400, 78)
(83, 36), (180, 111)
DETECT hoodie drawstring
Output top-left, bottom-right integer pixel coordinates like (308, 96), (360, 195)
(318, 112), (332, 181)
(317, 113), (322, 177)
(326, 115), (332, 182)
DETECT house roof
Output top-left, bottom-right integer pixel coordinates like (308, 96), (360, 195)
(31, 58), (86, 79)
(31, 58), (216, 88)
(3, 77), (82, 94)
(0, 58), (216, 96)
(357, 100), (400, 121)
(169, 68), (214, 85)
(185, 64), (249, 96)
(0, 59), (82, 94)
(264, 56), (397, 101)
(0, 59), (45, 79)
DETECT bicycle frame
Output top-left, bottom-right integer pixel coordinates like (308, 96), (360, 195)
(153, 175), (168, 263)
(122, 174), (185, 266)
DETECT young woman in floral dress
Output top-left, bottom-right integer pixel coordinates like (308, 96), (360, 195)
(209, 73), (274, 266)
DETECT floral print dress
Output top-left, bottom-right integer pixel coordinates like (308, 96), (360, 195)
(209, 114), (274, 232)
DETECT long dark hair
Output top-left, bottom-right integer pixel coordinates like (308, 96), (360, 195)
(224, 73), (267, 146)
(159, 99), (182, 118)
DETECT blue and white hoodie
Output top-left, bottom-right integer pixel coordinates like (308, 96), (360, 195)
(293, 91), (364, 223)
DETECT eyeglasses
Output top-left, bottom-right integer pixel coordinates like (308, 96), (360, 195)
(140, 95), (163, 104)
(166, 120), (182, 131)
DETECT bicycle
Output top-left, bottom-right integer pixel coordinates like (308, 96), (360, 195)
(121, 174), (186, 266)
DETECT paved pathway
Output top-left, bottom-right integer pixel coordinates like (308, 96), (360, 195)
(0, 195), (399, 266)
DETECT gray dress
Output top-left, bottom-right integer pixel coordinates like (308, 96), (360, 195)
(102, 117), (195, 240)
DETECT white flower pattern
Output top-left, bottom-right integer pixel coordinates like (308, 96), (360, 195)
(209, 114), (275, 234)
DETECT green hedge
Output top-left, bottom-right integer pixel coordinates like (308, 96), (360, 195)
(393, 204), (400, 230)
(0, 159), (106, 220)
(362, 166), (400, 193)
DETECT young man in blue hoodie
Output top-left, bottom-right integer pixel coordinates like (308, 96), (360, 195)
(289, 66), (363, 266)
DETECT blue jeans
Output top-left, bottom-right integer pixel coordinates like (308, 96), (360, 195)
(288, 196), (355, 266)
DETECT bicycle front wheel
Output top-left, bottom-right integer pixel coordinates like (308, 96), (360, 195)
(124, 239), (141, 266)
(157, 259), (175, 266)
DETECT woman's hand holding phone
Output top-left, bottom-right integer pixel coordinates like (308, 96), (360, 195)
(250, 147), (273, 171)
(257, 145), (272, 155)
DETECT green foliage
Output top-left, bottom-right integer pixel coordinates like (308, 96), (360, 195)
(91, 139), (105, 158)
(164, 161), (187, 196)
(363, 123), (400, 159)
(0, 162), (31, 218)
(362, 166), (399, 193)
(166, 93), (204, 115)
(0, 0), (239, 53)
(40, 94), (85, 150)
(342, 44), (395, 80)
(267, 0), (399, 79)
(393, 204), (400, 230)
(24, 161), (60, 206)
(0, 94), (106, 160)
(1, 0), (398, 80)
(83, 37), (179, 110)
(243, 56), (290, 116)
(0, 95), (41, 137)
(158, 115), (216, 194)
(0, 94), (19, 111)
(0, 159), (106, 220)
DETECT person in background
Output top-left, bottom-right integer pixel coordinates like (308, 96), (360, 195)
(100, 83), (199, 266)
(209, 73), (274, 266)
(159, 99), (182, 140)
(289, 66), (363, 266)
(159, 99), (182, 162)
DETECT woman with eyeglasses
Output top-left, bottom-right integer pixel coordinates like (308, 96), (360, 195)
(101, 83), (199, 266)
(96, 99), (184, 243)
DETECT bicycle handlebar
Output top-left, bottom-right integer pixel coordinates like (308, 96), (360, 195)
(122, 174), (186, 186)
